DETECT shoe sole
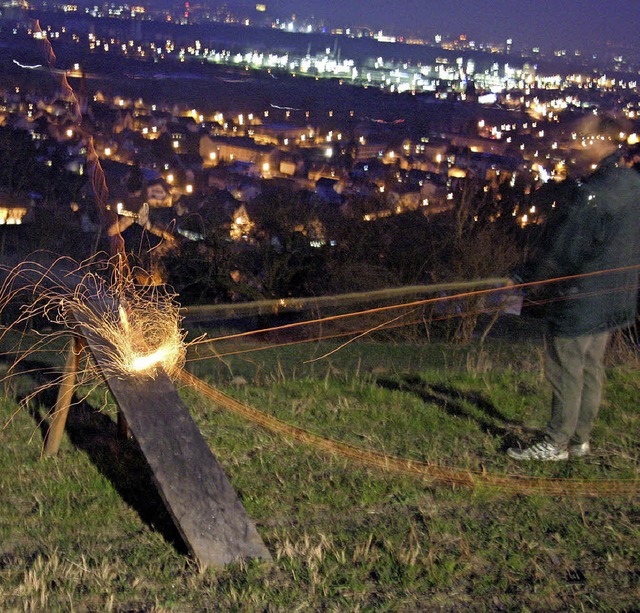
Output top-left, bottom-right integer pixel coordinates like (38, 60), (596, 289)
(507, 449), (568, 461)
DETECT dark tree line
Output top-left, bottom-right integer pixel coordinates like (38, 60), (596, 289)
(157, 178), (539, 343)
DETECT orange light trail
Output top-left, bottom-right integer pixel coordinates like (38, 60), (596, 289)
(178, 369), (639, 498)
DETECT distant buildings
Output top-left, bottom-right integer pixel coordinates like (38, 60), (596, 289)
(0, 2), (638, 248)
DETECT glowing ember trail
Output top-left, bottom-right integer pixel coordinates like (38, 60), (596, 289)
(118, 305), (130, 332)
(32, 17), (126, 265)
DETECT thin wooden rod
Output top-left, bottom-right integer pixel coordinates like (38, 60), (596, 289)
(43, 336), (81, 457)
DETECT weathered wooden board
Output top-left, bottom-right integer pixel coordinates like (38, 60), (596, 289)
(75, 314), (271, 568)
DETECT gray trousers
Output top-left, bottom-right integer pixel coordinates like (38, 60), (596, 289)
(544, 331), (610, 447)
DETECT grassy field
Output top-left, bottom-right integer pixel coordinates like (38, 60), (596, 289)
(1, 323), (638, 611)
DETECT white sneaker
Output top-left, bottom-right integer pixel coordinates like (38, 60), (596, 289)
(507, 440), (569, 461)
(569, 442), (591, 457)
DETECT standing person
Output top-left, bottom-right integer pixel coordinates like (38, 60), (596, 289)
(507, 124), (640, 461)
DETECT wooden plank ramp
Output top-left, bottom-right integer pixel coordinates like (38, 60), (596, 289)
(74, 312), (272, 569)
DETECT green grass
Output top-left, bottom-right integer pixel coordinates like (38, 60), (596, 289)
(1, 330), (638, 611)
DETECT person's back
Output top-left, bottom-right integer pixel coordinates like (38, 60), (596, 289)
(540, 157), (640, 337)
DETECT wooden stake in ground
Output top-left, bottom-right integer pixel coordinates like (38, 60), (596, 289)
(43, 336), (81, 457)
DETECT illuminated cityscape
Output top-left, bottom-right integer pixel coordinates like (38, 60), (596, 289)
(0, 0), (638, 276)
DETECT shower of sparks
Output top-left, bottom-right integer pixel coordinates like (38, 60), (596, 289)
(0, 255), (188, 386)
(96, 275), (187, 379)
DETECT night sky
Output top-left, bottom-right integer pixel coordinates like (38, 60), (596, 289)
(265, 0), (639, 52)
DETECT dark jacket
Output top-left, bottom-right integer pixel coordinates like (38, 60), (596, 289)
(523, 156), (640, 337)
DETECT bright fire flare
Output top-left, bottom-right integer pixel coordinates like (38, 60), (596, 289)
(129, 344), (178, 373)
